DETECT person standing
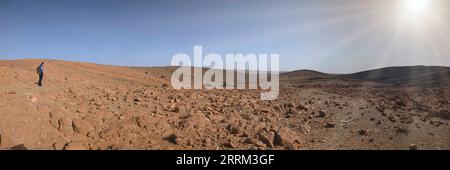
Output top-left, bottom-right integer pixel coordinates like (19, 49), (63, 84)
(37, 62), (44, 86)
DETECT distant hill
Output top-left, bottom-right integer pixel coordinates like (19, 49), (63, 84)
(283, 66), (450, 88)
(342, 66), (450, 88)
(281, 69), (330, 78)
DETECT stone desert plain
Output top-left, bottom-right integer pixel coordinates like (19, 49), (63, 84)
(0, 59), (448, 150)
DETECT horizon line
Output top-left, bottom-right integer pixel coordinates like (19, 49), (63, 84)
(1, 58), (449, 75)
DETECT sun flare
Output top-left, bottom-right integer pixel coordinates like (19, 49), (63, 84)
(406, 0), (430, 13)
(396, 0), (435, 26)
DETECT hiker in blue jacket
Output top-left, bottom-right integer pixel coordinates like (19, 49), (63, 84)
(37, 62), (44, 86)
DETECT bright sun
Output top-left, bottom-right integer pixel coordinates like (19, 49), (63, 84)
(396, 0), (434, 25)
(405, 0), (430, 14)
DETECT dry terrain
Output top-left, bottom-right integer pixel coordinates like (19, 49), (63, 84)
(0, 59), (448, 150)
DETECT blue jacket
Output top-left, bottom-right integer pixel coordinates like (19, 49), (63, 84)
(38, 64), (44, 74)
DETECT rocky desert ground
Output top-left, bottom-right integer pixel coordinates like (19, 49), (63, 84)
(0, 59), (448, 150)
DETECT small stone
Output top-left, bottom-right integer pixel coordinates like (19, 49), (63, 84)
(224, 139), (236, 148)
(29, 96), (38, 103)
(257, 108), (271, 113)
(409, 144), (418, 150)
(395, 101), (406, 107)
(274, 128), (296, 146)
(396, 126), (409, 134)
(317, 111), (326, 118)
(244, 138), (259, 144)
(388, 115), (397, 122)
(229, 124), (242, 135)
(376, 120), (382, 125)
(258, 130), (274, 147)
(168, 103), (181, 112)
(325, 122), (335, 128)
(203, 138), (212, 146)
(5, 90), (16, 94)
(358, 129), (368, 135)
(288, 107), (299, 115)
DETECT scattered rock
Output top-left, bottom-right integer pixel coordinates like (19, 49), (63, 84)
(388, 115), (397, 122)
(258, 130), (274, 147)
(244, 138), (259, 145)
(0, 60), (447, 150)
(430, 120), (443, 127)
(358, 129), (368, 135)
(179, 110), (211, 130)
(376, 120), (382, 125)
(274, 128), (296, 146)
(395, 126), (409, 134)
(256, 108), (271, 113)
(10, 144), (27, 150)
(169, 103), (181, 112)
(325, 122), (335, 128)
(398, 115), (413, 124)
(202, 138), (212, 146)
(395, 101), (406, 108)
(434, 110), (450, 120)
(224, 139), (237, 148)
(288, 107), (299, 115)
(229, 124), (243, 135)
(317, 111), (326, 118)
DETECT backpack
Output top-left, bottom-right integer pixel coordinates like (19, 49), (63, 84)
(36, 66), (40, 74)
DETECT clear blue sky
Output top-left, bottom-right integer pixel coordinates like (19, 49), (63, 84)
(1, 0), (449, 73)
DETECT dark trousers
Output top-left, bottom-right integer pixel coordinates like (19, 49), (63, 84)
(38, 73), (44, 86)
